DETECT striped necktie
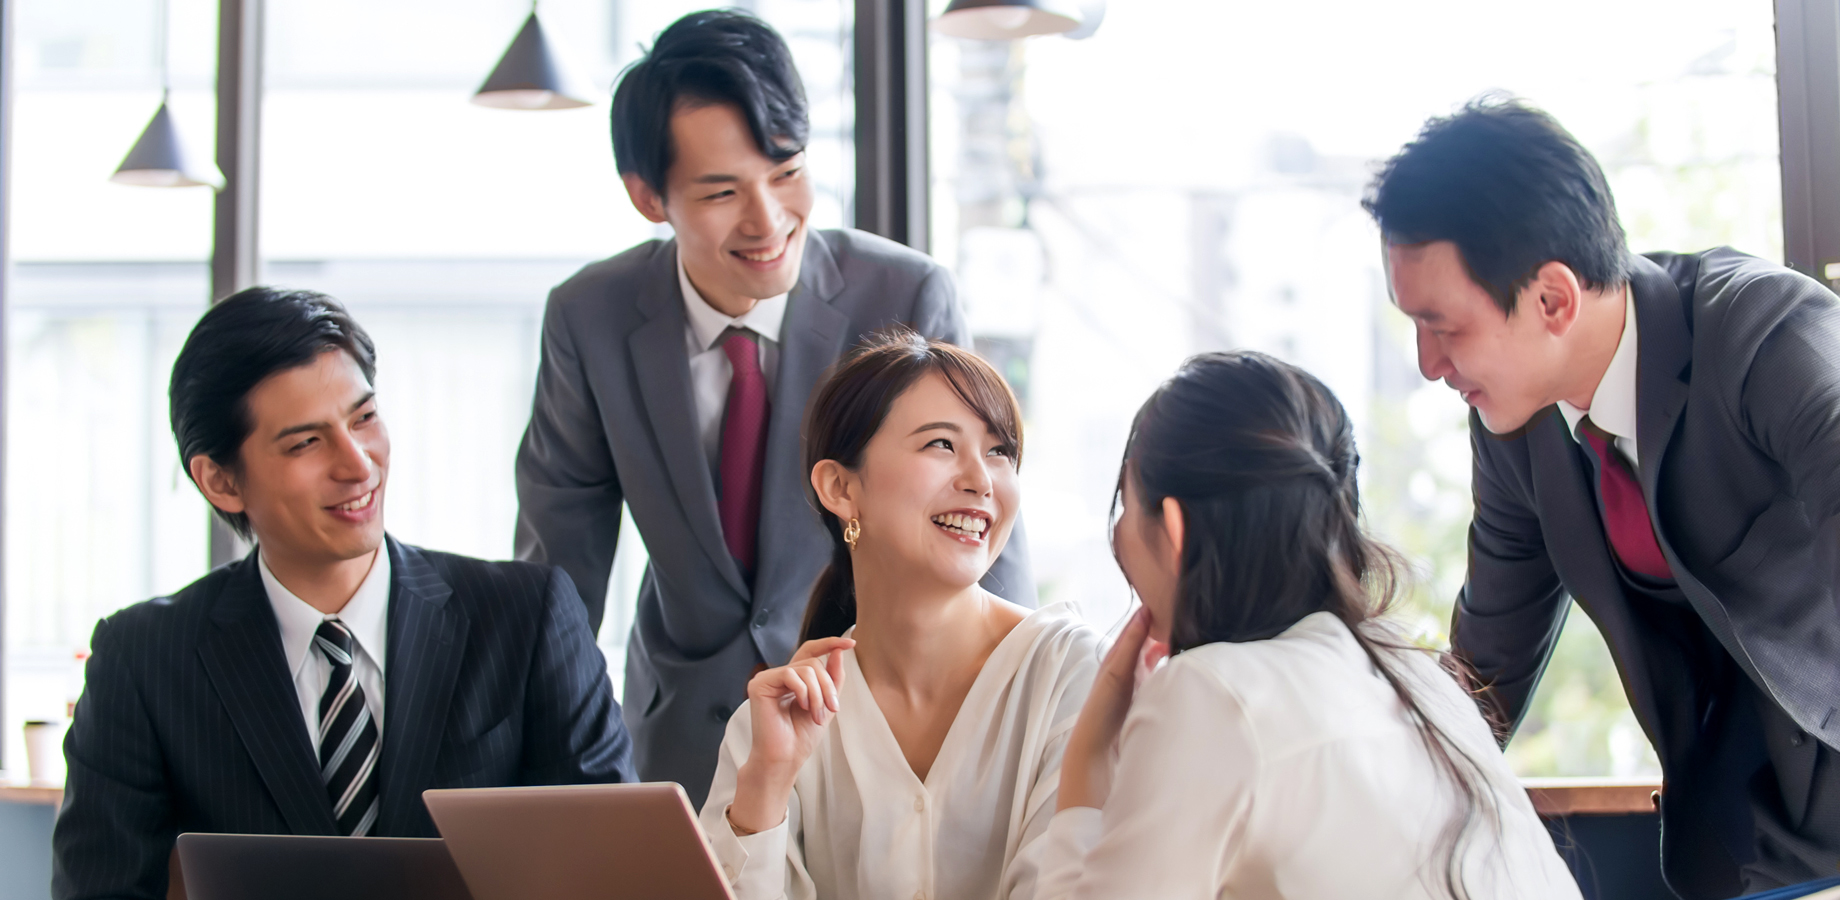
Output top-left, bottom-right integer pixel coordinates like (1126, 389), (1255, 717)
(314, 619), (381, 836)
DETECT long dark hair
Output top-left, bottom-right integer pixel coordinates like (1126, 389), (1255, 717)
(1121, 351), (1496, 899)
(799, 327), (1023, 642)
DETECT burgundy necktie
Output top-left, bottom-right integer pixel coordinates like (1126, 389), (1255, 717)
(718, 330), (771, 574)
(1578, 417), (1673, 581)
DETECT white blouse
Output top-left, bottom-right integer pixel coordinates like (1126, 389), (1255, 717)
(1034, 611), (1583, 900)
(701, 602), (1102, 900)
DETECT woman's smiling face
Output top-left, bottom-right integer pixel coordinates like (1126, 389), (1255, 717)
(841, 371), (1020, 594)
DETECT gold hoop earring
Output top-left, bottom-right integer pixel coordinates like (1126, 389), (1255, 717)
(842, 518), (861, 549)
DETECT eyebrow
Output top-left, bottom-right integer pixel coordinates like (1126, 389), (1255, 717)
(273, 392), (376, 441)
(692, 174), (740, 185)
(908, 421), (964, 437)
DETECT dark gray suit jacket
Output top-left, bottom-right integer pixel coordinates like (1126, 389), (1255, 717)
(513, 228), (1035, 805)
(52, 538), (634, 900)
(1456, 248), (1840, 897)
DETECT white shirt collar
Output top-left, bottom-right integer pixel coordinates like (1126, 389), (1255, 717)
(677, 248), (789, 351)
(1557, 285), (1640, 443)
(259, 543), (392, 681)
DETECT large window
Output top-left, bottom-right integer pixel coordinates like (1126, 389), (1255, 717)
(927, 0), (1781, 777)
(2, 0), (854, 779)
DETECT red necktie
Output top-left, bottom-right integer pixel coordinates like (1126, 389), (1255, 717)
(1578, 417), (1673, 581)
(718, 330), (770, 574)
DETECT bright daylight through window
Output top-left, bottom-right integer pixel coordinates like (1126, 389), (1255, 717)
(1, 0), (852, 781)
(927, 0), (1779, 777)
(0, 0), (1785, 783)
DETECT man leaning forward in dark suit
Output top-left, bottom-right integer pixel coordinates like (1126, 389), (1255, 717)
(514, 9), (1034, 807)
(1371, 96), (1840, 897)
(53, 288), (635, 900)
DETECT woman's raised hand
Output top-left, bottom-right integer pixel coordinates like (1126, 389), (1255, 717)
(727, 637), (855, 835)
(1058, 606), (1158, 812)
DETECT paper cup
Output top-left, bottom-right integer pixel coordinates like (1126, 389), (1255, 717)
(23, 720), (66, 787)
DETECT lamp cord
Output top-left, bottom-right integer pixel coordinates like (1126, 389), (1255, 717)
(157, 0), (170, 98)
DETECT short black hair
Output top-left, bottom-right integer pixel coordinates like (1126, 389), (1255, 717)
(1363, 95), (1629, 316)
(169, 286), (377, 539)
(611, 9), (809, 196)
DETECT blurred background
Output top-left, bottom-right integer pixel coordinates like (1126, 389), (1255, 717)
(1, 0), (1782, 782)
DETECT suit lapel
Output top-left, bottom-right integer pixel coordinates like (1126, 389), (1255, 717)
(1523, 410), (1666, 734)
(629, 240), (750, 598)
(197, 552), (341, 836)
(1629, 254), (1693, 514)
(753, 232), (849, 616)
(374, 538), (468, 836)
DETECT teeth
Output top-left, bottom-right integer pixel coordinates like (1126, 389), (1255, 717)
(930, 513), (989, 536)
(735, 244), (785, 262)
(338, 491), (372, 512)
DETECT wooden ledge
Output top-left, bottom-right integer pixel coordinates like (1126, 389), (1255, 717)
(1522, 777), (1661, 816)
(2, 779), (1667, 818)
(0, 785), (63, 806)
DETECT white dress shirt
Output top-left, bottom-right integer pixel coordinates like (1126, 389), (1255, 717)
(680, 251), (790, 472)
(1032, 612), (1582, 900)
(259, 546), (391, 754)
(701, 602), (1102, 900)
(1557, 286), (1641, 468)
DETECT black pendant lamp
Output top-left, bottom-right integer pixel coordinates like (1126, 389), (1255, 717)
(111, 0), (223, 188)
(472, 1), (592, 110)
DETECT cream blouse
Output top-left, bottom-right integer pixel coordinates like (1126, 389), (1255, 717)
(1033, 611), (1584, 900)
(701, 602), (1102, 900)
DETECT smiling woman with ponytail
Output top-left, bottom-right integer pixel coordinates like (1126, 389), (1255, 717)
(1034, 350), (1584, 900)
(698, 326), (1102, 900)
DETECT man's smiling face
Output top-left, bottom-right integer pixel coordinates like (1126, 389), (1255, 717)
(627, 102), (813, 316)
(1387, 240), (1569, 433)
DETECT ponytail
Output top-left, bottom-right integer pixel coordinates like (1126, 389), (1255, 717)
(801, 536), (857, 641)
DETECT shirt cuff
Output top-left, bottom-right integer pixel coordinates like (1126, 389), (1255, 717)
(707, 805), (791, 900)
(1036, 806), (1105, 899)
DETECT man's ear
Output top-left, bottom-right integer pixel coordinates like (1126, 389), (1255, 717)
(1159, 496), (1186, 567)
(1528, 261), (1585, 337)
(189, 455), (246, 516)
(621, 173), (668, 225)
(810, 459), (858, 523)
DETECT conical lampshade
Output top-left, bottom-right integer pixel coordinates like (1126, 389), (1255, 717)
(473, 13), (592, 110)
(110, 100), (224, 189)
(933, 0), (1080, 40)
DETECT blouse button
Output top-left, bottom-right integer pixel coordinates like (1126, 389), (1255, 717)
(914, 795), (925, 812)
(723, 864), (736, 879)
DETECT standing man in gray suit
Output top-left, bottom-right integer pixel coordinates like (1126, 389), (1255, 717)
(1371, 96), (1840, 897)
(514, 10), (1033, 806)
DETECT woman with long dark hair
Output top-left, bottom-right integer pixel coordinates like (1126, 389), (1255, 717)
(699, 327), (1101, 900)
(1036, 351), (1580, 899)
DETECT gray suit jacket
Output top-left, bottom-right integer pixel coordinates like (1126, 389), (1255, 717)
(514, 228), (1035, 805)
(1456, 248), (1840, 897)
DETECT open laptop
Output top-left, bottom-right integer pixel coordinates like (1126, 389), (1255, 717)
(175, 833), (472, 900)
(423, 782), (735, 900)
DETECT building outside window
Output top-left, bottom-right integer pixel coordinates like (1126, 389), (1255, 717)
(927, 0), (1780, 777)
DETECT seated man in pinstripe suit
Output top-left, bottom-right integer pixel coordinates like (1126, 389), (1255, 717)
(52, 287), (635, 900)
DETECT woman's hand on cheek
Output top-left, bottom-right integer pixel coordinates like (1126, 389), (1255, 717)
(727, 636), (855, 835)
(1058, 606), (1154, 812)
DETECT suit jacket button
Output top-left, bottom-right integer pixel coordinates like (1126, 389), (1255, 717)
(711, 704), (733, 723)
(754, 611), (769, 628)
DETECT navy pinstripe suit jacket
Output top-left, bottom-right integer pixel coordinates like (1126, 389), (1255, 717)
(51, 536), (635, 900)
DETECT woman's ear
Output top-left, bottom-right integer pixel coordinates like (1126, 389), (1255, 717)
(189, 455), (246, 516)
(1159, 496), (1185, 567)
(810, 459), (858, 522)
